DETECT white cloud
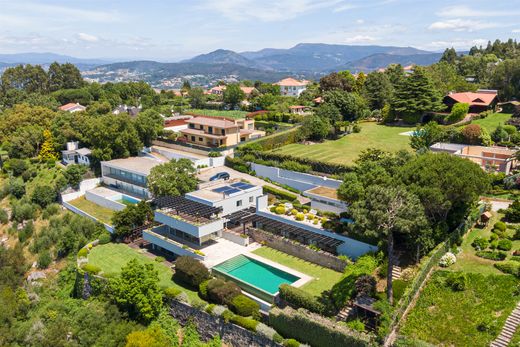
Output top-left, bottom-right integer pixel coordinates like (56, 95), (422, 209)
(334, 4), (356, 13)
(428, 19), (498, 32)
(77, 33), (99, 43)
(420, 39), (488, 50)
(201, 0), (343, 22)
(513, 29), (520, 33)
(356, 19), (365, 24)
(437, 5), (520, 18)
(342, 35), (376, 43)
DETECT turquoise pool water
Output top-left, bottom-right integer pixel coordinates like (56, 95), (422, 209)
(212, 255), (299, 295)
(115, 195), (140, 205)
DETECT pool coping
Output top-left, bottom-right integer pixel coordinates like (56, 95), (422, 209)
(242, 252), (313, 289)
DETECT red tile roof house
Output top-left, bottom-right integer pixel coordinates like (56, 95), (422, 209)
(443, 89), (499, 114)
(274, 78), (310, 97)
(59, 103), (86, 113)
(208, 86), (257, 96)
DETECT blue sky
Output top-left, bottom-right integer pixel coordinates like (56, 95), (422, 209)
(0, 0), (519, 61)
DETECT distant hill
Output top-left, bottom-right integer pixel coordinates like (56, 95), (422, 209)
(185, 49), (270, 70)
(0, 52), (109, 66)
(336, 52), (443, 73)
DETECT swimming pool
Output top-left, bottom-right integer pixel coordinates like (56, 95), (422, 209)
(212, 255), (299, 302)
(113, 195), (140, 205)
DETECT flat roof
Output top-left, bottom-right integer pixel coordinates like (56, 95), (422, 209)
(430, 142), (467, 152)
(305, 186), (339, 200)
(187, 116), (239, 129)
(187, 181), (260, 203)
(102, 156), (163, 176)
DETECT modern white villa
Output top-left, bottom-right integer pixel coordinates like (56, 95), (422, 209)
(274, 78), (309, 97)
(61, 141), (91, 166)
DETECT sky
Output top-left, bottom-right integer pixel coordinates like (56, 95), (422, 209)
(0, 0), (519, 61)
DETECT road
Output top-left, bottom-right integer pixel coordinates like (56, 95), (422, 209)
(197, 166), (310, 204)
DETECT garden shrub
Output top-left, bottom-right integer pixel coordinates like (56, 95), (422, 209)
(505, 200), (520, 222)
(0, 209), (8, 224)
(269, 307), (372, 347)
(81, 263), (102, 275)
(290, 208), (298, 215)
(221, 309), (234, 323)
(494, 261), (520, 277)
(514, 228), (520, 240)
(446, 272), (467, 291)
(354, 275), (376, 298)
(155, 256), (165, 263)
(439, 252), (456, 267)
(42, 204), (60, 219)
(98, 232), (111, 245)
(279, 160), (312, 173)
(295, 213), (304, 221)
(263, 185), (297, 201)
(392, 279), (409, 302)
(37, 251), (52, 269)
(346, 319), (366, 332)
(199, 279), (209, 300)
(256, 322), (279, 341)
(283, 338), (300, 347)
(511, 256), (520, 262)
(447, 102), (469, 123)
(471, 237), (489, 250)
(274, 205), (286, 215)
(163, 287), (182, 299)
(497, 239), (513, 251)
(205, 303), (216, 314)
(475, 250), (507, 261)
(230, 315), (259, 332)
(229, 294), (260, 319)
(207, 278), (241, 305)
(493, 221), (507, 232)
(279, 284), (324, 314)
(77, 248), (88, 258)
(173, 256), (210, 288)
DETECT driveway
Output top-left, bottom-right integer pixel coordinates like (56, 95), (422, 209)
(197, 166), (310, 204)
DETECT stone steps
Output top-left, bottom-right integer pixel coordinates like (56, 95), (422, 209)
(391, 266), (402, 281)
(490, 302), (520, 347)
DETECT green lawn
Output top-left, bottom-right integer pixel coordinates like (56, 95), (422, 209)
(186, 108), (249, 119)
(470, 113), (512, 133)
(251, 247), (343, 296)
(400, 271), (519, 347)
(269, 122), (414, 165)
(68, 196), (115, 225)
(88, 243), (205, 305)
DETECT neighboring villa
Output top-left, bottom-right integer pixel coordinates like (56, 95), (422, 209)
(289, 105), (311, 115)
(430, 142), (517, 174)
(274, 78), (309, 97)
(163, 116), (191, 132)
(59, 103), (86, 113)
(113, 104), (141, 117)
(61, 141), (91, 166)
(100, 156), (163, 199)
(179, 116), (265, 148)
(208, 85), (257, 96)
(443, 89), (498, 114)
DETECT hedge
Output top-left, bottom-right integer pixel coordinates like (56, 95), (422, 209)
(251, 151), (353, 175)
(475, 250), (507, 261)
(173, 256), (210, 288)
(279, 284), (324, 314)
(242, 126), (300, 151)
(207, 278), (241, 305)
(229, 294), (260, 319)
(263, 185), (297, 202)
(81, 263), (101, 275)
(77, 248), (88, 258)
(230, 315), (259, 332)
(494, 261), (520, 277)
(163, 287), (182, 299)
(269, 307), (372, 347)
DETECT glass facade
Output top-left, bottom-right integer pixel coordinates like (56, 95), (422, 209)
(106, 166), (147, 187)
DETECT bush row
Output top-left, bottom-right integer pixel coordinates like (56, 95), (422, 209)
(279, 284), (325, 314)
(494, 261), (520, 277)
(269, 306), (372, 347)
(251, 151), (353, 175)
(475, 250), (508, 261)
(243, 126), (300, 151)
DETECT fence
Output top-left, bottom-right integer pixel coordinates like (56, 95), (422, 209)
(385, 204), (485, 345)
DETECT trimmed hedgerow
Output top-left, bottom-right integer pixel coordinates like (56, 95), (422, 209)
(279, 284), (324, 314)
(81, 263), (101, 275)
(475, 250), (507, 261)
(263, 185), (297, 202)
(173, 256), (210, 288)
(497, 239), (513, 251)
(494, 261), (520, 277)
(229, 294), (260, 319)
(230, 315), (259, 332)
(269, 307), (372, 347)
(163, 287), (182, 299)
(77, 248), (88, 258)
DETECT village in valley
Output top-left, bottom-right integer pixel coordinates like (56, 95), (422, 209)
(1, 3), (520, 347)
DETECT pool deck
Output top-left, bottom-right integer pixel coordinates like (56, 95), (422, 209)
(242, 252), (313, 289)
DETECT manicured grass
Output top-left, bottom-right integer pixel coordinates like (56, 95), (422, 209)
(186, 108), (249, 119)
(68, 196), (114, 225)
(400, 271), (519, 347)
(269, 122), (414, 165)
(510, 327), (520, 346)
(470, 113), (512, 133)
(251, 247), (343, 296)
(88, 243), (205, 304)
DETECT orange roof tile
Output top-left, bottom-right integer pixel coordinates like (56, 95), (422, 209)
(446, 91), (498, 107)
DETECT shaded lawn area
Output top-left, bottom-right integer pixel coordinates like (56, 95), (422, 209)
(449, 212), (520, 275)
(400, 271), (519, 347)
(68, 196), (114, 225)
(186, 108), (249, 119)
(88, 243), (205, 305)
(470, 113), (512, 133)
(269, 122), (414, 165)
(251, 247), (343, 297)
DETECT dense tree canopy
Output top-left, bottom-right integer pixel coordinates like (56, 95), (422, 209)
(147, 159), (197, 198)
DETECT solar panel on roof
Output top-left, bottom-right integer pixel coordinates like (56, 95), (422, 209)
(230, 182), (243, 188)
(213, 186), (231, 193)
(238, 183), (254, 190)
(224, 188), (241, 194)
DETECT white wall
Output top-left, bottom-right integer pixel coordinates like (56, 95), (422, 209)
(85, 190), (126, 211)
(143, 229), (205, 260)
(62, 201), (114, 233)
(61, 178), (101, 202)
(154, 211), (224, 238)
(187, 187), (263, 216)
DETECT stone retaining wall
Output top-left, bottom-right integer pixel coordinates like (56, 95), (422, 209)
(168, 299), (279, 347)
(247, 227), (348, 272)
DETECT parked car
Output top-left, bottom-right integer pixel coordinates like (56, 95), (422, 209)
(209, 172), (230, 181)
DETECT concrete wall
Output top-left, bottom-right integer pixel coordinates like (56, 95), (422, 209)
(247, 228), (348, 272)
(168, 299), (280, 347)
(187, 187), (263, 216)
(255, 208), (377, 259)
(251, 162), (342, 191)
(154, 211), (224, 238)
(61, 178), (101, 202)
(85, 190), (126, 211)
(152, 140), (234, 157)
(222, 230), (249, 246)
(62, 201), (114, 233)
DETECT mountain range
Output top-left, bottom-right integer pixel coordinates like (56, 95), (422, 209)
(0, 43), (445, 87)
